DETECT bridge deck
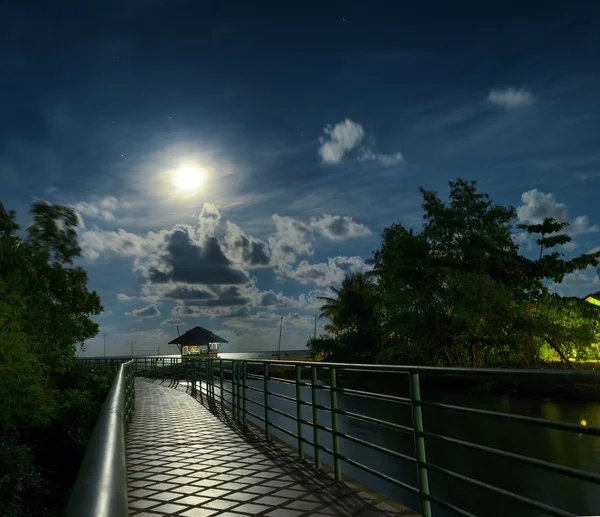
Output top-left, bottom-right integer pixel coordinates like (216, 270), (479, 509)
(127, 379), (417, 517)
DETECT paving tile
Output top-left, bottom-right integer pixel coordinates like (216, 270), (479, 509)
(195, 488), (230, 498)
(224, 492), (259, 502)
(232, 503), (272, 514)
(180, 509), (217, 517)
(126, 379), (418, 517)
(129, 499), (160, 510)
(252, 495), (290, 506)
(152, 502), (189, 513)
(265, 509), (304, 517)
(175, 495), (211, 506)
(204, 499), (240, 510)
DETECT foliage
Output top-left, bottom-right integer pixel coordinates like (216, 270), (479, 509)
(313, 273), (382, 362)
(0, 201), (108, 516)
(310, 179), (600, 368)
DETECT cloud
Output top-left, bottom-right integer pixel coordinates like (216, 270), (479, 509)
(517, 189), (598, 237)
(197, 202), (221, 238)
(117, 293), (136, 301)
(309, 214), (372, 241)
(318, 119), (365, 164)
(268, 215), (314, 264)
(161, 318), (184, 326)
(74, 196), (118, 222)
(171, 303), (250, 319)
(80, 228), (156, 260)
(267, 213), (372, 264)
(254, 289), (300, 309)
(161, 285), (214, 300)
(141, 226), (248, 285)
(278, 256), (372, 286)
(224, 222), (272, 267)
(318, 119), (404, 167)
(358, 149), (404, 166)
(125, 304), (161, 318)
(487, 87), (534, 108)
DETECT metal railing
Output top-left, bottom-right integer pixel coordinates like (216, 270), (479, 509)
(131, 357), (600, 517)
(65, 360), (135, 517)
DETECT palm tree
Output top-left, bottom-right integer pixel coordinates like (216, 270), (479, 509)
(318, 272), (378, 334)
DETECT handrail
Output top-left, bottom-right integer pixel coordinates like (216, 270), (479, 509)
(86, 356), (600, 517)
(65, 360), (135, 517)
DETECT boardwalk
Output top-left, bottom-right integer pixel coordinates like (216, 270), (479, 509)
(127, 379), (418, 517)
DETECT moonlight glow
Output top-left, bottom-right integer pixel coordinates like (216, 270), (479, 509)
(173, 164), (205, 192)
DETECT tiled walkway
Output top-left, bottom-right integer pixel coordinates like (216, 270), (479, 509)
(127, 379), (418, 517)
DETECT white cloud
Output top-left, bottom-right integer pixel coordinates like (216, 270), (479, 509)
(358, 148), (404, 166)
(318, 119), (365, 164)
(117, 293), (136, 301)
(517, 189), (598, 237)
(487, 87), (534, 108)
(74, 196), (118, 222)
(309, 214), (372, 241)
(278, 256), (372, 286)
(268, 215), (314, 264)
(125, 304), (161, 318)
(80, 228), (158, 260)
(318, 119), (404, 167)
(196, 202), (221, 239)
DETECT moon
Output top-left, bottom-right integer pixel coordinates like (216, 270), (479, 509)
(173, 164), (205, 192)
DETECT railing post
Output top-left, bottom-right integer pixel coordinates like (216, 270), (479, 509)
(191, 359), (197, 398)
(311, 365), (321, 469)
(199, 359), (204, 403)
(330, 367), (341, 481)
(232, 361), (238, 421)
(296, 365), (304, 460)
(264, 362), (270, 441)
(410, 373), (432, 517)
(242, 361), (247, 429)
(220, 359), (224, 412)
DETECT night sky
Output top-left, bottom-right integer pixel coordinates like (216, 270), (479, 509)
(2, 1), (599, 356)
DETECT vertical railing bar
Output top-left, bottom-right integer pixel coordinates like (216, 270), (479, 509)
(199, 359), (204, 403)
(232, 361), (238, 421)
(296, 365), (304, 460)
(242, 361), (247, 430)
(264, 363), (270, 441)
(311, 365), (321, 470)
(330, 366), (341, 481)
(410, 373), (432, 517)
(220, 358), (224, 412)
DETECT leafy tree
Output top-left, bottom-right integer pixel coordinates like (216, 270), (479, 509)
(0, 200), (105, 516)
(369, 180), (600, 368)
(313, 273), (382, 362)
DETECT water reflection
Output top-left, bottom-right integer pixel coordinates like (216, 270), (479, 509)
(232, 378), (600, 517)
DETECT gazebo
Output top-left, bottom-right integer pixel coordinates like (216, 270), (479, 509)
(168, 326), (228, 358)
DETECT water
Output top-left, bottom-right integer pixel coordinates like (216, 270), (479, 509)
(219, 350), (311, 360)
(226, 376), (600, 517)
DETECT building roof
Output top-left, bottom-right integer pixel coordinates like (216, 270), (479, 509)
(584, 291), (600, 308)
(168, 326), (229, 345)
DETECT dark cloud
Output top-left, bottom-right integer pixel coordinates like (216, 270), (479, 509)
(126, 304), (160, 318)
(232, 234), (271, 266)
(161, 286), (213, 300)
(147, 229), (247, 285)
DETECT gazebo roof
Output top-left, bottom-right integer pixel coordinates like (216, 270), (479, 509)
(168, 326), (229, 346)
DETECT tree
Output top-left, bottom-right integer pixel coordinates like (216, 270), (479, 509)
(0, 201), (105, 515)
(313, 273), (382, 362)
(0, 201), (103, 434)
(370, 180), (600, 367)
